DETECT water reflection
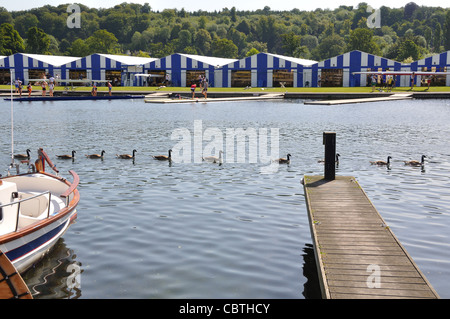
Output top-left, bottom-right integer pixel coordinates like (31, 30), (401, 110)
(22, 239), (82, 299)
(301, 244), (321, 299)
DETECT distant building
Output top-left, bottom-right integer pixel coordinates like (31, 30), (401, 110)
(222, 52), (317, 88)
(1, 50), (450, 88)
(311, 50), (402, 87)
(0, 53), (79, 84)
(61, 53), (157, 86)
(411, 51), (450, 87)
(143, 53), (237, 87)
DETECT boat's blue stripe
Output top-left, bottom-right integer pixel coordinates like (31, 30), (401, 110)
(5, 222), (66, 262)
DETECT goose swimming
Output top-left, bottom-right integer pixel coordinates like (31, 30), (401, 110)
(277, 153), (292, 164)
(117, 149), (137, 159)
(370, 156), (392, 166)
(57, 150), (76, 159)
(86, 150), (105, 159)
(153, 149), (172, 161)
(14, 149), (31, 160)
(404, 155), (427, 166)
(203, 150), (223, 163)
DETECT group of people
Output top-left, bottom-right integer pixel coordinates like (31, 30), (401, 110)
(90, 81), (112, 96)
(190, 74), (208, 99)
(39, 75), (56, 97)
(370, 74), (397, 92)
(14, 78), (41, 97)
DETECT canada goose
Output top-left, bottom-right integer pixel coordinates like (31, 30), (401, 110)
(277, 153), (291, 164)
(57, 150), (76, 159)
(86, 150), (105, 159)
(370, 156), (392, 166)
(117, 149), (137, 159)
(203, 150), (223, 163)
(404, 155), (427, 166)
(14, 149), (31, 160)
(318, 153), (340, 164)
(153, 149), (172, 161)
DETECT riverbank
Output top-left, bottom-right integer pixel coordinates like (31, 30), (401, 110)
(2, 85), (449, 100)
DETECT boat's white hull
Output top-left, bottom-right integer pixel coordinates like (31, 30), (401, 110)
(1, 209), (77, 273)
(1, 165), (80, 275)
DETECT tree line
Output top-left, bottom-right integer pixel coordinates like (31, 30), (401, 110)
(1, 2), (450, 63)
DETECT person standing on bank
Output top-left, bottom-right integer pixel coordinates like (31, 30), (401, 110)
(371, 74), (377, 92)
(41, 80), (47, 96)
(18, 79), (23, 97)
(191, 82), (196, 99)
(27, 83), (32, 97)
(202, 78), (208, 99)
(108, 81), (112, 96)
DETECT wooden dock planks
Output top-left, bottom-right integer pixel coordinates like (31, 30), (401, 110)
(303, 175), (439, 299)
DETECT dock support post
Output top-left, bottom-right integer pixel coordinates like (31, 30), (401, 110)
(323, 132), (336, 180)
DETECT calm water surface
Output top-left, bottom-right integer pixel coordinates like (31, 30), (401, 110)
(1, 97), (450, 299)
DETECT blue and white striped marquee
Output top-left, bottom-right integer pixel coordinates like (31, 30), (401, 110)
(62, 53), (156, 86)
(221, 53), (317, 88)
(143, 53), (237, 87)
(311, 50), (402, 87)
(410, 51), (450, 86)
(0, 53), (79, 84)
(2, 50), (450, 88)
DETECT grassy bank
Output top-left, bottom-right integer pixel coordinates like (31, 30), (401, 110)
(1, 85), (448, 93)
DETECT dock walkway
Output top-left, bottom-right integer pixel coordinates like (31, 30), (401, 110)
(303, 175), (439, 299)
(304, 93), (412, 105)
(144, 93), (284, 103)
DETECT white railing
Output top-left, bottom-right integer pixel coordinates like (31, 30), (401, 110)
(0, 191), (51, 231)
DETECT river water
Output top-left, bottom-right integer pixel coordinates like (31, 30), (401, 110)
(1, 97), (450, 299)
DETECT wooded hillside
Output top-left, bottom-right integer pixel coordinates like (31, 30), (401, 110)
(1, 2), (450, 62)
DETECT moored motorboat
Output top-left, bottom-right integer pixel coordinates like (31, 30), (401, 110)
(0, 148), (80, 277)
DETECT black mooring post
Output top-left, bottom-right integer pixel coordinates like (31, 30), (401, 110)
(323, 132), (336, 180)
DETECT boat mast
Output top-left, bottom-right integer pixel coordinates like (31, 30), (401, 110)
(10, 74), (14, 166)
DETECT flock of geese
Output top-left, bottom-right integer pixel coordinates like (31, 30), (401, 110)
(13, 148), (168, 161)
(370, 155), (428, 167)
(13, 148), (428, 168)
(13, 148), (294, 165)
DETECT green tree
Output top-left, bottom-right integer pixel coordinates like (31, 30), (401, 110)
(245, 48), (260, 57)
(13, 13), (39, 37)
(434, 22), (442, 52)
(85, 29), (121, 54)
(193, 29), (212, 56)
(346, 28), (381, 55)
(397, 39), (421, 61)
(212, 38), (238, 58)
(256, 16), (279, 52)
(26, 27), (50, 54)
(176, 30), (193, 51)
(0, 23), (25, 55)
(312, 33), (346, 60)
(281, 32), (307, 57)
(69, 39), (90, 57)
(444, 11), (450, 51)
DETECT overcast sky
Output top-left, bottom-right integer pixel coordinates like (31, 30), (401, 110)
(2, 0), (449, 12)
